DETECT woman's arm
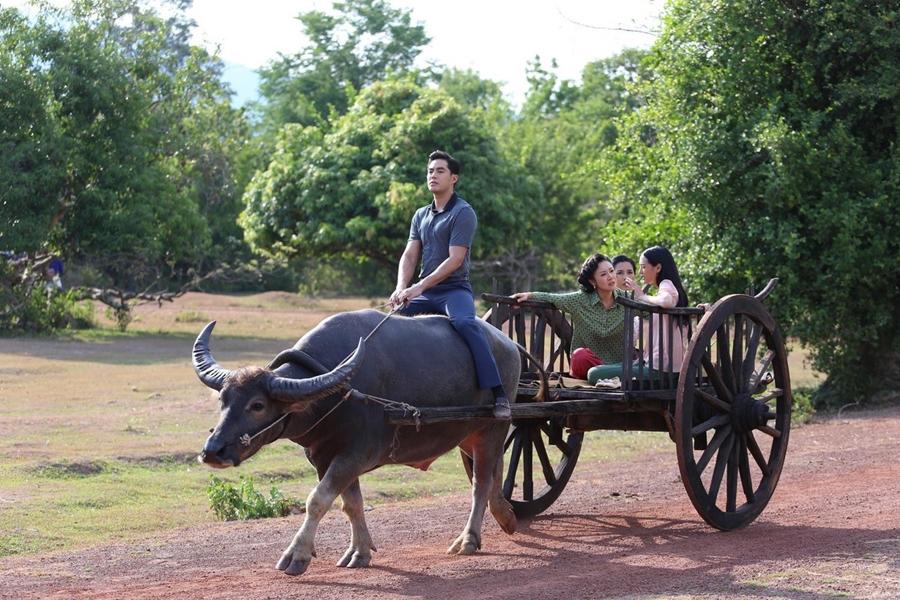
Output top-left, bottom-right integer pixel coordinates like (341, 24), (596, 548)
(626, 279), (678, 308)
(512, 291), (581, 312)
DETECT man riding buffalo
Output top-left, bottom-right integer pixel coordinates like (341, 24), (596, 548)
(390, 150), (512, 420)
(193, 150), (520, 577)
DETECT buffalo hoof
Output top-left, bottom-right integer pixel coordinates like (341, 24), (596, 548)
(491, 498), (517, 535)
(447, 531), (481, 555)
(276, 549), (314, 576)
(336, 547), (372, 568)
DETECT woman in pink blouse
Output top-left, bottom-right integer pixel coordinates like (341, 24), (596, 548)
(622, 245), (690, 374)
(589, 246), (690, 383)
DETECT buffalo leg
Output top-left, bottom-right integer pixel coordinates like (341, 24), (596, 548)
(449, 430), (503, 555)
(488, 450), (517, 534)
(336, 478), (377, 568)
(276, 461), (357, 576)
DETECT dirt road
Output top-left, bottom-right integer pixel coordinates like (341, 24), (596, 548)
(3, 407), (898, 599)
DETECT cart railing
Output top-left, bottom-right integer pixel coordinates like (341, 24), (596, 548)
(482, 294), (573, 376)
(616, 297), (706, 392)
(481, 293), (707, 394)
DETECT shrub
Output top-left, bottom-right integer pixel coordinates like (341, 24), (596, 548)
(791, 386), (817, 425)
(207, 475), (291, 521)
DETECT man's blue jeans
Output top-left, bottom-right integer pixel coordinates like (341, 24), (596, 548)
(398, 283), (503, 390)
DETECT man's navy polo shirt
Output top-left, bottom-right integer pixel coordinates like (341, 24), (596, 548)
(408, 192), (477, 286)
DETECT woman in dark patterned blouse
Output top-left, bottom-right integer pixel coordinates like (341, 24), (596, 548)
(511, 253), (625, 380)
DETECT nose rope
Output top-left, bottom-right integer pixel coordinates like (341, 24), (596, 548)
(239, 304), (402, 448)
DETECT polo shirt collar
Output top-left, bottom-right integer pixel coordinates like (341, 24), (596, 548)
(430, 192), (459, 214)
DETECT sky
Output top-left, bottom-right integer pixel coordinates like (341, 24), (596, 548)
(7, 0), (665, 108)
(185, 0), (664, 108)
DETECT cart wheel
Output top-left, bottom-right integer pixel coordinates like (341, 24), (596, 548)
(460, 417), (583, 518)
(676, 294), (791, 530)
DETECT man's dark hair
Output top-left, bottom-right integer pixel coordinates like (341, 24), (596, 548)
(428, 150), (461, 175)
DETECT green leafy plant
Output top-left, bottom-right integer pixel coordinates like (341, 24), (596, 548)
(207, 475), (291, 521)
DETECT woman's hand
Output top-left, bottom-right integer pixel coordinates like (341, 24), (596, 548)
(622, 277), (644, 299)
(511, 292), (532, 303)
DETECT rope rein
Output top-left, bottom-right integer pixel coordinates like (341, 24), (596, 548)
(240, 303), (421, 450)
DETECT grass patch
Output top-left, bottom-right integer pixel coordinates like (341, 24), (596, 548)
(31, 460), (115, 479)
(174, 310), (209, 323)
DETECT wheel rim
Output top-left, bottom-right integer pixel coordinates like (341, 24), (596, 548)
(676, 295), (791, 530)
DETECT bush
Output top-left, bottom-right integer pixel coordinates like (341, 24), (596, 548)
(791, 386), (817, 425)
(207, 475), (291, 521)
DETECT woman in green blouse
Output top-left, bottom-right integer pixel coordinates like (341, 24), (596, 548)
(511, 253), (625, 380)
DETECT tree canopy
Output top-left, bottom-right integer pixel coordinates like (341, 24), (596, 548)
(241, 77), (542, 273)
(0, 0), (249, 284)
(599, 0), (899, 401)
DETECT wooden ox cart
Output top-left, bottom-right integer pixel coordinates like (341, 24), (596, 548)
(385, 279), (791, 531)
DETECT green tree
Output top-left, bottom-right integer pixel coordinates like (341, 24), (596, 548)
(256, 0), (429, 132)
(603, 0), (899, 403)
(241, 78), (541, 282)
(0, 0), (250, 284)
(504, 50), (650, 285)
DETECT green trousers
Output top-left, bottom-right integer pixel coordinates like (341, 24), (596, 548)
(587, 362), (678, 385)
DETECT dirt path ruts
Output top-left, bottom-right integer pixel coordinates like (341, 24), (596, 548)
(3, 407), (899, 599)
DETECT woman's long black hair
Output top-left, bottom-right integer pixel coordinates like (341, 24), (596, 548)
(576, 253), (611, 293)
(641, 246), (689, 308)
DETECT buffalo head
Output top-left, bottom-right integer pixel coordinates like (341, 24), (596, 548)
(192, 321), (365, 468)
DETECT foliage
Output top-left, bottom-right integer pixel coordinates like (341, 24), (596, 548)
(256, 0), (429, 132)
(207, 475), (291, 521)
(241, 77), (543, 276)
(1, 256), (93, 333)
(0, 0), (250, 284)
(504, 50), (650, 287)
(599, 0), (899, 402)
(791, 386), (817, 425)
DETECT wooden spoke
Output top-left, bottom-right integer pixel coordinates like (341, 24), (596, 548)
(741, 322), (761, 392)
(691, 413), (731, 437)
(754, 388), (784, 404)
(738, 436), (755, 504)
(726, 436), (739, 512)
(504, 427), (517, 451)
(731, 314), (744, 393)
(716, 325), (735, 393)
(532, 429), (558, 486)
(745, 432), (771, 476)
(503, 431), (523, 498)
(697, 388), (731, 413)
(522, 428), (534, 501)
(702, 354), (734, 403)
(758, 425), (782, 438)
(708, 433), (736, 502)
(750, 350), (775, 392)
(697, 425), (732, 474)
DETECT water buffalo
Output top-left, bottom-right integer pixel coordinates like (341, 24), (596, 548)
(193, 309), (520, 576)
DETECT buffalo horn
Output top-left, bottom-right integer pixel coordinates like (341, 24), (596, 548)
(268, 337), (366, 403)
(192, 321), (233, 391)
